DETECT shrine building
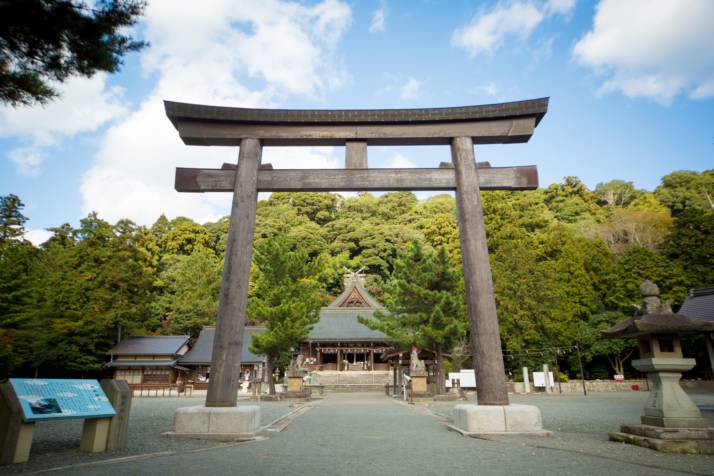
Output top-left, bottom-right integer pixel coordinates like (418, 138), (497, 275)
(107, 335), (191, 385)
(301, 272), (392, 374)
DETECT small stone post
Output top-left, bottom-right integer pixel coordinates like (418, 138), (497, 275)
(543, 364), (552, 394)
(522, 367), (530, 393)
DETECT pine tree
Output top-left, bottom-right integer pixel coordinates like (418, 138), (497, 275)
(361, 243), (467, 394)
(249, 236), (324, 394)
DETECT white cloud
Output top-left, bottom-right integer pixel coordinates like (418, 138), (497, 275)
(9, 148), (45, 176)
(477, 82), (499, 97)
(544, 0), (575, 16)
(573, 0), (714, 104)
(400, 77), (423, 101)
(0, 74), (128, 175)
(369, 1), (386, 33)
(385, 154), (415, 168)
(451, 0), (573, 58)
(24, 229), (53, 246)
(80, 0), (351, 225)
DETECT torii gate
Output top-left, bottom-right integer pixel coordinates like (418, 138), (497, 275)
(165, 98), (548, 408)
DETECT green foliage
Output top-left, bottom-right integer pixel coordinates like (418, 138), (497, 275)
(248, 236), (325, 393)
(361, 242), (467, 392)
(655, 170), (714, 216)
(577, 311), (637, 375)
(0, 194), (28, 241)
(594, 180), (643, 208)
(155, 250), (222, 337)
(0, 0), (146, 105)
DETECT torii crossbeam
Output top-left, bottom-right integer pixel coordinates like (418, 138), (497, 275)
(165, 98), (549, 407)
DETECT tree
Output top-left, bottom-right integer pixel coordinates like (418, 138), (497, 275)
(578, 311), (637, 376)
(361, 243), (467, 394)
(248, 236), (325, 394)
(594, 180), (642, 208)
(155, 250), (222, 337)
(0, 194), (28, 241)
(0, 0), (146, 105)
(655, 169), (714, 216)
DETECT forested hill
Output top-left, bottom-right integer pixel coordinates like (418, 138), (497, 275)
(1, 170), (712, 378)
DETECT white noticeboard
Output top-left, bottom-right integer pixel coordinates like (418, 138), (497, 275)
(533, 371), (554, 388)
(445, 369), (476, 388)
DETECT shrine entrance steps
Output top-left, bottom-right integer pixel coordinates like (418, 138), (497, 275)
(307, 371), (390, 393)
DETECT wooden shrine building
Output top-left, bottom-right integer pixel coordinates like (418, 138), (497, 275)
(179, 326), (266, 388)
(107, 335), (191, 385)
(302, 272), (391, 372)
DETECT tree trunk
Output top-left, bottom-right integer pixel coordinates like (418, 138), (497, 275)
(266, 354), (276, 395)
(435, 347), (445, 394)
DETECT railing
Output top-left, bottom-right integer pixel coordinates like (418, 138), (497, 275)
(129, 383), (194, 397)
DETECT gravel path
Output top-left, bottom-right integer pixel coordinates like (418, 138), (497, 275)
(13, 390), (713, 476)
(4, 396), (295, 475)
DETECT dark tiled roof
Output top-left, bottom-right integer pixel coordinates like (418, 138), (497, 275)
(107, 336), (190, 356)
(678, 288), (714, 323)
(107, 360), (176, 367)
(308, 310), (389, 342)
(179, 326), (265, 365)
(165, 98), (549, 127)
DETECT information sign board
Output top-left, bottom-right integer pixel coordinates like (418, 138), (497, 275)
(445, 369), (476, 388)
(533, 372), (555, 388)
(9, 379), (116, 422)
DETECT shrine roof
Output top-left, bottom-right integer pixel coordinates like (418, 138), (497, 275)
(678, 287), (714, 322)
(308, 309), (389, 342)
(307, 273), (389, 342)
(164, 98), (549, 127)
(179, 326), (265, 365)
(107, 335), (190, 356)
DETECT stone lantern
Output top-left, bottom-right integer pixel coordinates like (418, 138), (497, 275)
(602, 281), (714, 454)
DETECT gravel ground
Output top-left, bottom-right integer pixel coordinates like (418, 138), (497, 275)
(4, 396), (295, 475)
(427, 389), (714, 476)
(9, 390), (712, 476)
(5, 391), (714, 475)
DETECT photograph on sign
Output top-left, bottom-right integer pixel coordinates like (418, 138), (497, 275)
(9, 379), (116, 422)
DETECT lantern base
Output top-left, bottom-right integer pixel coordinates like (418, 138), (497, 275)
(610, 424), (714, 454)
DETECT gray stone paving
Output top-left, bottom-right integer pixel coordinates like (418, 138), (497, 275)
(5, 390), (714, 475)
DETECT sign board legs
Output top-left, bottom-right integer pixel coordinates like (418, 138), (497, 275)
(451, 136), (509, 406)
(206, 138), (262, 407)
(100, 379), (132, 451)
(79, 418), (110, 453)
(0, 383), (33, 464)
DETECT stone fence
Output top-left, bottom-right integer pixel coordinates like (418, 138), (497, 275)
(509, 379), (714, 394)
(510, 379), (648, 394)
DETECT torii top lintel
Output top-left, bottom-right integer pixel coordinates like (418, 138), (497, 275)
(164, 98), (548, 147)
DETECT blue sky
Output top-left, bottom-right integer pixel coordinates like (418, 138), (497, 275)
(1, 0), (712, 243)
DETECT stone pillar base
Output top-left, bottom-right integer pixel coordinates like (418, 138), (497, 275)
(451, 404), (551, 436)
(164, 405), (260, 441)
(610, 424), (714, 454)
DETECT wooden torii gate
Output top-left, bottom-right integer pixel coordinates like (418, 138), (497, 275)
(165, 98), (548, 407)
